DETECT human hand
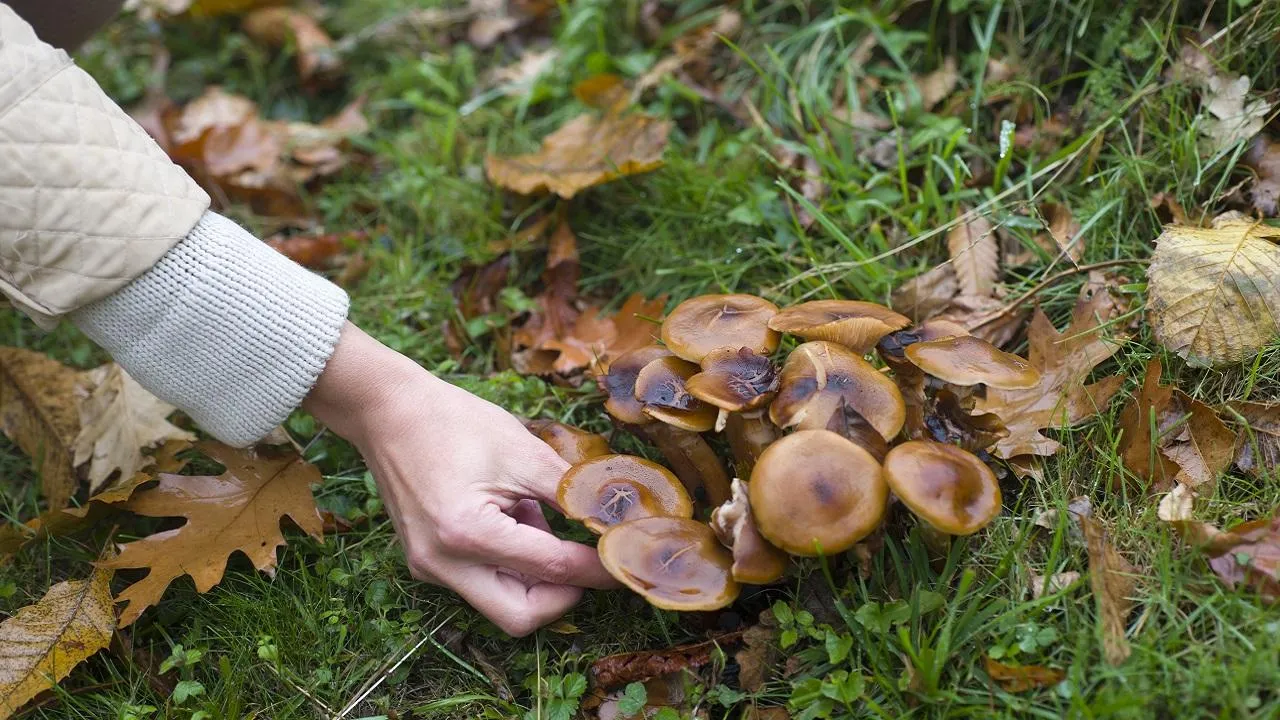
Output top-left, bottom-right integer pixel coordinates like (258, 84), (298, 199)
(303, 323), (617, 636)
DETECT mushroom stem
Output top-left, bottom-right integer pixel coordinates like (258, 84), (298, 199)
(917, 523), (952, 556)
(725, 409), (777, 475)
(715, 408), (730, 433)
(628, 422), (733, 509)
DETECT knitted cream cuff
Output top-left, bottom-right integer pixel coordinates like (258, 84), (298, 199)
(70, 211), (350, 447)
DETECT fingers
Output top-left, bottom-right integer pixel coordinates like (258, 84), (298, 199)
(467, 503), (618, 589)
(452, 565), (583, 637)
(511, 498), (552, 532)
(507, 443), (570, 511)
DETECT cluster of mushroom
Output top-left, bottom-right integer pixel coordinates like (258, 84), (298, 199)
(544, 294), (1041, 611)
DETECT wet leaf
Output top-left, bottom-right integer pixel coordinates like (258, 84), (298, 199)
(485, 113), (671, 198)
(1076, 511), (1136, 665)
(983, 657), (1065, 692)
(265, 228), (374, 269)
(1247, 136), (1280, 216)
(946, 211), (998, 297)
(1227, 401), (1280, 478)
(102, 441), (323, 626)
(976, 273), (1127, 459)
(0, 567), (115, 719)
(1147, 218), (1280, 367)
(242, 6), (342, 85)
(0, 348), (85, 509)
(72, 364), (195, 495)
(589, 631), (744, 692)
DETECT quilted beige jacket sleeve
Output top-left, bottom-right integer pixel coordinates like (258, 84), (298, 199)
(0, 3), (209, 329)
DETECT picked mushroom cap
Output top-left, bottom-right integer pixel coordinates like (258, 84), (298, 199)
(769, 300), (911, 353)
(686, 347), (778, 412)
(634, 356), (718, 431)
(661, 294), (780, 362)
(711, 478), (789, 584)
(525, 419), (610, 465)
(770, 341), (905, 442)
(904, 335), (1040, 389)
(882, 440), (1001, 535)
(601, 346), (673, 425)
(598, 516), (741, 611)
(558, 455), (693, 534)
(748, 430), (888, 556)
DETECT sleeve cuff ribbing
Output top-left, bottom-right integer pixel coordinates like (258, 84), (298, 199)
(69, 211), (350, 447)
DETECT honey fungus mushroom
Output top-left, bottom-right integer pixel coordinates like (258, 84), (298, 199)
(877, 319), (970, 373)
(769, 300), (911, 353)
(661, 294), (780, 362)
(710, 478), (789, 584)
(523, 418), (610, 465)
(634, 355), (718, 432)
(904, 335), (1040, 390)
(599, 346), (673, 425)
(882, 440), (1001, 535)
(598, 516), (740, 611)
(686, 347), (780, 470)
(749, 430), (888, 556)
(558, 455), (693, 534)
(770, 341), (906, 443)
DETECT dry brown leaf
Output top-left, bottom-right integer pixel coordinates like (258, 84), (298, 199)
(1041, 203), (1083, 263)
(485, 112), (670, 198)
(241, 6), (342, 85)
(891, 265), (959, 322)
(736, 623), (779, 693)
(976, 273), (1127, 459)
(589, 631), (744, 691)
(0, 566), (114, 719)
(1027, 570), (1082, 600)
(102, 440), (323, 626)
(1148, 192), (1194, 226)
(72, 364), (194, 495)
(1247, 136), (1280, 216)
(1228, 400), (1280, 478)
(1160, 490), (1280, 602)
(935, 293), (1028, 349)
(946, 211), (998, 297)
(265, 228), (374, 269)
(983, 657), (1065, 693)
(1201, 74), (1271, 154)
(572, 74), (629, 112)
(1147, 218), (1280, 367)
(0, 348), (85, 510)
(489, 49), (560, 98)
(1076, 511), (1136, 665)
(634, 9), (742, 97)
(466, 0), (553, 48)
(915, 56), (958, 110)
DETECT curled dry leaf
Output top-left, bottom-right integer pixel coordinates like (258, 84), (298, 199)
(983, 657), (1066, 693)
(1228, 401), (1280, 478)
(1201, 74), (1272, 154)
(1028, 570), (1082, 600)
(1075, 510), (1137, 666)
(975, 274), (1128, 459)
(0, 566), (114, 720)
(1159, 489), (1280, 602)
(946, 211), (999, 297)
(102, 440), (324, 626)
(588, 631), (744, 692)
(1147, 218), (1280, 367)
(485, 112), (671, 198)
(0, 348), (84, 510)
(241, 6), (342, 85)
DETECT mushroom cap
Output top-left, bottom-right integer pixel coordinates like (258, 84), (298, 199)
(661, 294), (780, 362)
(710, 478), (789, 584)
(769, 300), (911, 353)
(748, 430), (888, 556)
(525, 419), (610, 465)
(601, 346), (673, 425)
(634, 356), (718, 431)
(877, 319), (970, 369)
(558, 455), (693, 534)
(769, 341), (906, 442)
(598, 516), (741, 611)
(686, 347), (779, 411)
(904, 335), (1040, 389)
(882, 440), (1001, 535)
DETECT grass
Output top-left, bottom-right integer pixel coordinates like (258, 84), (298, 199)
(4, 0), (1280, 717)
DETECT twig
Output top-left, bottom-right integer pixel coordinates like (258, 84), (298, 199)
(335, 610), (458, 719)
(264, 662), (336, 717)
(969, 259), (1150, 329)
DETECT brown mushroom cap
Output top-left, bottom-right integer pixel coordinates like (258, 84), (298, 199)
(598, 516), (741, 611)
(601, 346), (673, 425)
(685, 347), (778, 412)
(634, 356), (718, 431)
(525, 419), (610, 465)
(558, 455), (693, 534)
(748, 430), (887, 556)
(904, 335), (1040, 389)
(769, 300), (911, 353)
(661, 294), (780, 362)
(769, 341), (905, 442)
(877, 320), (971, 367)
(711, 478), (789, 584)
(882, 440), (1001, 535)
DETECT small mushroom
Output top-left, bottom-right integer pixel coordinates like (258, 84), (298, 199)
(524, 419), (610, 465)
(769, 300), (911, 353)
(634, 356), (718, 432)
(724, 411), (778, 475)
(661, 294), (780, 362)
(598, 516), (741, 611)
(558, 455), (694, 534)
(600, 346), (674, 425)
(769, 341), (905, 443)
(882, 440), (1001, 535)
(686, 347), (779, 468)
(710, 478), (789, 584)
(903, 335), (1040, 390)
(876, 319), (970, 373)
(748, 430), (888, 556)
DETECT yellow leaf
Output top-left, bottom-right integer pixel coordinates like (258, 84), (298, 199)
(0, 348), (84, 510)
(0, 567), (115, 719)
(485, 113), (671, 199)
(1147, 218), (1280, 367)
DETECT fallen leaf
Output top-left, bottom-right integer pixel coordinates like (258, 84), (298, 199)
(934, 293), (1028, 349)
(983, 657), (1065, 693)
(488, 48), (559, 98)
(891, 265), (959, 322)
(1148, 192), (1194, 226)
(743, 708), (791, 720)
(736, 623), (779, 693)
(265, 228), (374, 268)
(102, 440), (324, 626)
(133, 0), (283, 18)
(946, 211), (999, 297)
(919, 389), (1008, 452)
(1027, 570), (1082, 600)
(485, 112), (671, 198)
(1247, 136), (1280, 216)
(1201, 74), (1272, 154)
(0, 348), (85, 509)
(1041, 203), (1083, 263)
(1227, 401), (1280, 478)
(0, 566), (115, 719)
(976, 273), (1127, 459)
(1075, 511), (1136, 665)
(634, 9), (742, 97)
(1147, 218), (1280, 367)
(72, 364), (195, 495)
(573, 73), (629, 111)
(915, 56), (958, 110)
(589, 631), (744, 692)
(1204, 513), (1280, 602)
(242, 6), (342, 85)
(467, 0), (553, 48)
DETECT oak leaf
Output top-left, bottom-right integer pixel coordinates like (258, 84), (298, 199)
(975, 273), (1127, 459)
(1228, 400), (1280, 478)
(0, 566), (115, 719)
(0, 348), (84, 510)
(485, 112), (671, 198)
(1160, 490), (1280, 603)
(102, 441), (324, 626)
(946, 211), (998, 297)
(1148, 218), (1280, 367)
(983, 657), (1065, 693)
